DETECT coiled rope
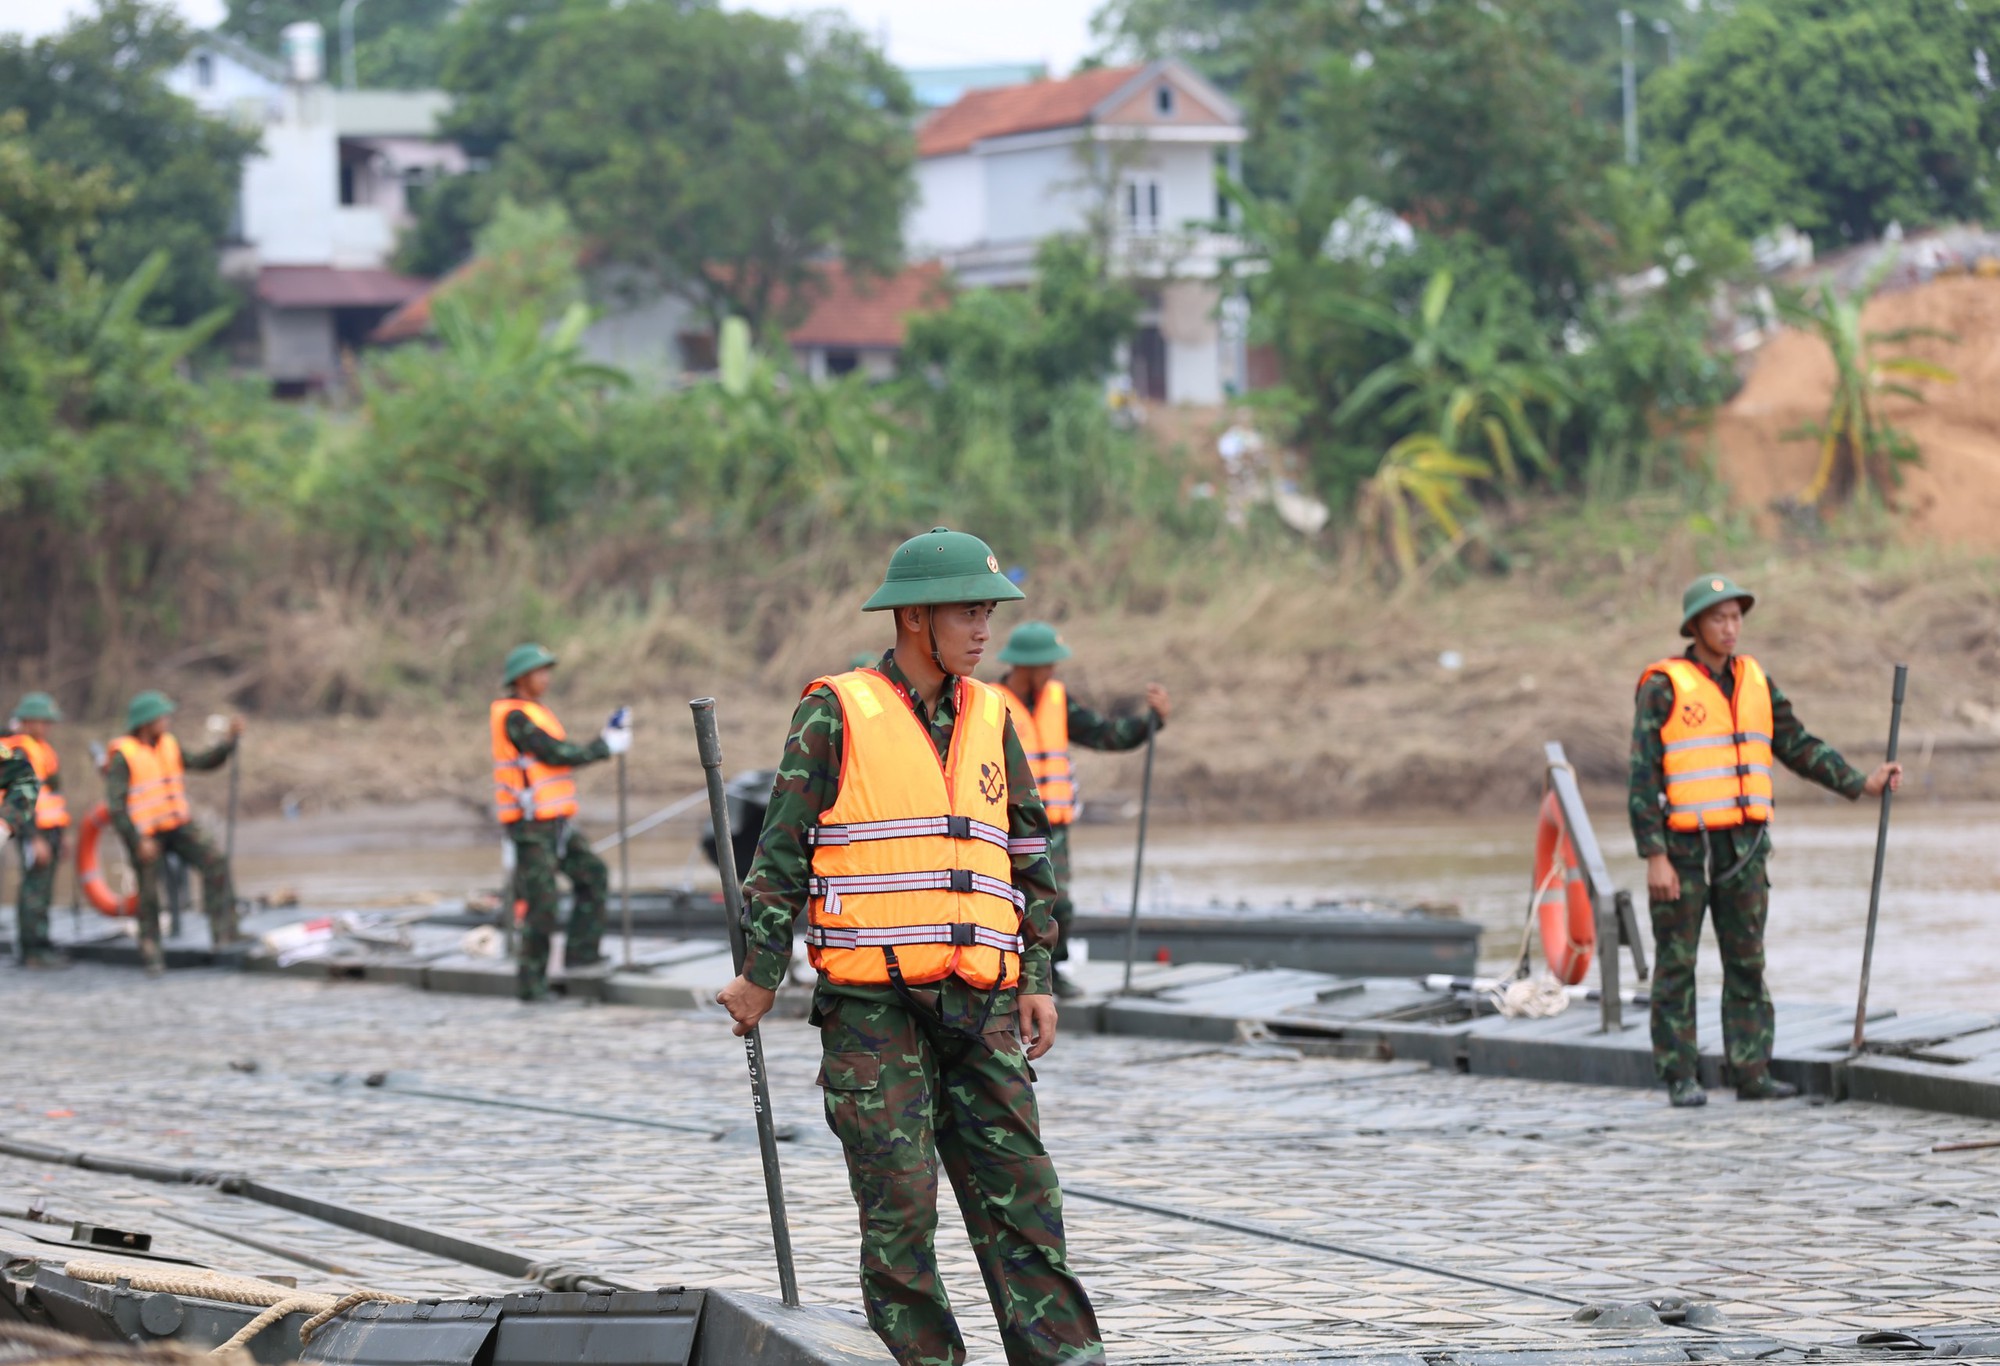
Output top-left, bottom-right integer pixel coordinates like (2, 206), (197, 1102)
(61, 1261), (411, 1355)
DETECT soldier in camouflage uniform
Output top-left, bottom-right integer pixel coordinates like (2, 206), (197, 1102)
(491, 643), (630, 1002)
(106, 691), (242, 973)
(1631, 576), (1901, 1107)
(4, 693), (71, 967)
(1, 733), (42, 962)
(717, 529), (1104, 1366)
(997, 621), (1168, 997)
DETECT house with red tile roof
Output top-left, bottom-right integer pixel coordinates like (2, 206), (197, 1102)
(910, 59), (1248, 404)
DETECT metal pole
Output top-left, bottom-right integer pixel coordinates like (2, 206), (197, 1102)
(338, 0), (366, 89)
(589, 789), (707, 855)
(618, 753), (632, 970)
(1851, 663), (1908, 1053)
(225, 738), (241, 865)
(690, 697), (799, 1309)
(1119, 713), (1160, 994)
(1619, 9), (1638, 166)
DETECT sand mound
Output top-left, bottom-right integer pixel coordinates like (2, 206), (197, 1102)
(1711, 275), (2000, 547)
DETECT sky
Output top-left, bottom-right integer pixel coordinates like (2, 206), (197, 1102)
(1, 0), (1107, 74)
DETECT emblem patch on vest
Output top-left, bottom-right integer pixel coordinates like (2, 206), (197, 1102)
(1681, 702), (1707, 727)
(978, 761), (1006, 806)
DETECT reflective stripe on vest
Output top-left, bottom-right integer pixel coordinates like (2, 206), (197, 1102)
(803, 669), (1023, 990)
(1, 734), (69, 830)
(1639, 655), (1776, 832)
(1002, 678), (1075, 825)
(490, 699), (579, 824)
(110, 734), (190, 836)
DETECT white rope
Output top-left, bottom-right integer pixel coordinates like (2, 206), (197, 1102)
(1486, 975), (1573, 1019)
(61, 1261), (410, 1354)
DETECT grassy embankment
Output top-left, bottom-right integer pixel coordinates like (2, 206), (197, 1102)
(20, 476), (1999, 829)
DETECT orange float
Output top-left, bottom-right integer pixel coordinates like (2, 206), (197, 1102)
(1532, 790), (1595, 984)
(75, 801), (139, 917)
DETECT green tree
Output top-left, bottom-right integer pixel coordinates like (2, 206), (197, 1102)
(0, 0), (261, 325)
(1647, 0), (2000, 243)
(0, 111), (258, 676)
(1775, 265), (1956, 511)
(220, 0), (457, 87)
(488, 1), (915, 334)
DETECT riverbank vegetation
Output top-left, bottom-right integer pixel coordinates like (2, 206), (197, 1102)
(4, 0), (1999, 812)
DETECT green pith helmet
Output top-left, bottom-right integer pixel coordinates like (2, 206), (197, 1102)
(998, 621), (1073, 666)
(11, 692), (61, 723)
(126, 690), (176, 732)
(1680, 574), (1756, 638)
(502, 642), (559, 685)
(861, 527), (1025, 612)
(849, 651), (879, 671)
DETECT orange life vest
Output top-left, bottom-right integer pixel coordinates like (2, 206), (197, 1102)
(803, 669), (1040, 990)
(1002, 678), (1075, 826)
(491, 699), (579, 824)
(1640, 655), (1775, 832)
(1, 734), (68, 830)
(109, 734), (190, 836)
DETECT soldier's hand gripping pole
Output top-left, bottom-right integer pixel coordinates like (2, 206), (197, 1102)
(690, 698), (800, 1309)
(1852, 663), (1908, 1054)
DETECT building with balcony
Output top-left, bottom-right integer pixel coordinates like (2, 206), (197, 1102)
(910, 59), (1249, 403)
(168, 30), (457, 392)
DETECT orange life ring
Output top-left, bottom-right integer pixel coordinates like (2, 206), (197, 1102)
(1532, 790), (1595, 985)
(76, 801), (139, 918)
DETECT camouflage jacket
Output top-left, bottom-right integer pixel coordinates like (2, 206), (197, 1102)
(1629, 648), (1868, 863)
(740, 652), (1058, 1000)
(1001, 677), (1161, 753)
(501, 704), (610, 843)
(0, 741), (38, 838)
(105, 735), (235, 847)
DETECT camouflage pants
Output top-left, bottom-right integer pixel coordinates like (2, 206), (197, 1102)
(1048, 825), (1074, 965)
(511, 823), (608, 999)
(14, 827), (62, 956)
(1649, 846), (1773, 1084)
(128, 822), (236, 960)
(817, 983), (1104, 1366)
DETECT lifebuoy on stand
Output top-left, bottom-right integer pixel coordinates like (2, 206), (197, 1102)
(1532, 790), (1596, 984)
(76, 801), (139, 917)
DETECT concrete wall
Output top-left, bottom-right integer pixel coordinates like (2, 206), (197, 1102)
(910, 153), (986, 254)
(983, 141), (1095, 244)
(259, 305), (335, 384)
(579, 290), (703, 384)
(241, 86), (339, 266)
(1159, 279), (1222, 404)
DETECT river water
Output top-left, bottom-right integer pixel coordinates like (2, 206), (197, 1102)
(198, 798), (2000, 1015)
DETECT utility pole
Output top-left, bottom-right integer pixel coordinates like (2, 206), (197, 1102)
(1619, 9), (1638, 166)
(338, 0), (367, 90)
(1654, 18), (1677, 66)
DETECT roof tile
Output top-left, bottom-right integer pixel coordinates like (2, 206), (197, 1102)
(916, 64), (1143, 158)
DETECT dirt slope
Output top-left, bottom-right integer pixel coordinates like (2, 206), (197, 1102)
(1713, 276), (2000, 546)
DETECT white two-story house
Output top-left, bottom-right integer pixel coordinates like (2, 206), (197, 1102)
(167, 26), (461, 391)
(910, 59), (1249, 404)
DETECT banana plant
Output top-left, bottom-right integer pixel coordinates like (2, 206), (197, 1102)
(1354, 432), (1492, 581)
(1331, 269), (1568, 486)
(1775, 264), (1955, 511)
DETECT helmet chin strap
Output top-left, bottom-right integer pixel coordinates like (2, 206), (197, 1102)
(926, 608), (951, 676)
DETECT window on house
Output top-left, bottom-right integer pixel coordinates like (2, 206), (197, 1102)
(825, 350), (860, 377)
(678, 332), (718, 373)
(1155, 84), (1175, 117)
(338, 161), (357, 207)
(1123, 178), (1162, 235)
(195, 53), (214, 88)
